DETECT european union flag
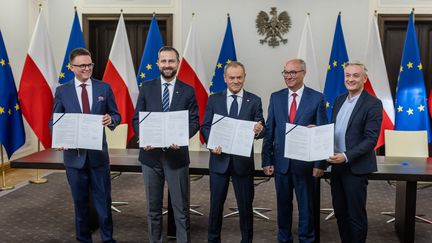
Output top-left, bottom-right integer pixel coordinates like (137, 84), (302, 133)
(394, 13), (431, 142)
(210, 15), (237, 94)
(58, 9), (85, 84)
(137, 15), (164, 87)
(0, 30), (25, 158)
(323, 14), (349, 121)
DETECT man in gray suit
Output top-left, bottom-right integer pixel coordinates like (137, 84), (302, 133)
(132, 46), (200, 243)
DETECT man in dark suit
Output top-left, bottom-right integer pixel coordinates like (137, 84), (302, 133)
(262, 59), (327, 243)
(52, 48), (120, 243)
(201, 61), (265, 243)
(327, 62), (382, 243)
(132, 46), (199, 243)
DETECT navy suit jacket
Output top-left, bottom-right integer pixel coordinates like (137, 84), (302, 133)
(51, 79), (121, 169)
(331, 90), (382, 175)
(132, 78), (200, 169)
(262, 86), (328, 175)
(201, 90), (265, 176)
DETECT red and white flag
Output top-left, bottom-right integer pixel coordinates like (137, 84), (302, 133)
(364, 15), (395, 149)
(18, 12), (57, 149)
(177, 16), (208, 143)
(102, 13), (138, 142)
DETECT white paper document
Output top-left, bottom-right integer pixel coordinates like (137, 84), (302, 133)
(284, 123), (334, 161)
(52, 113), (104, 150)
(139, 110), (189, 148)
(207, 114), (256, 157)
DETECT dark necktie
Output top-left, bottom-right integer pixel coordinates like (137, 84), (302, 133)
(80, 83), (90, 114)
(229, 94), (238, 118)
(289, 93), (297, 123)
(162, 83), (170, 112)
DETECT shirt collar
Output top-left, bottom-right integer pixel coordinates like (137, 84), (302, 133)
(161, 76), (176, 87)
(288, 85), (304, 97)
(346, 93), (361, 103)
(227, 89), (244, 98)
(75, 78), (92, 87)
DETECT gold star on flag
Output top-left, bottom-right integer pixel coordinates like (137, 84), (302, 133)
(326, 102), (330, 108)
(226, 59), (232, 65)
(67, 63), (72, 70)
(327, 64), (331, 70)
(397, 105), (403, 112)
(209, 81), (213, 86)
(217, 63), (223, 69)
(14, 103), (20, 111)
(418, 63), (423, 70)
(333, 60), (337, 67)
(407, 62), (413, 69)
(146, 64), (152, 70)
(400, 66), (403, 72)
(59, 72), (65, 79)
(418, 105), (425, 112)
(407, 108), (414, 115)
(0, 58), (5, 66)
(342, 62), (346, 69)
(140, 72), (145, 79)
(0, 106), (4, 114)
(8, 109), (12, 115)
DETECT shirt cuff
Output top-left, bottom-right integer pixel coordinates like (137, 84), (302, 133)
(343, 153), (348, 163)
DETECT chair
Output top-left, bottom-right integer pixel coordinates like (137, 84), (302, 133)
(224, 177), (272, 220)
(105, 124), (129, 213)
(381, 130), (432, 224)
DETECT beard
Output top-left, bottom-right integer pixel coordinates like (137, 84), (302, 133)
(160, 68), (177, 80)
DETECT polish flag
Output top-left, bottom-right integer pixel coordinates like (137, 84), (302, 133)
(18, 12), (57, 149)
(177, 15), (208, 143)
(102, 13), (138, 142)
(364, 15), (395, 149)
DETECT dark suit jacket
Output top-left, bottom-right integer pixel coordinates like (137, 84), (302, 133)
(262, 86), (328, 175)
(331, 90), (383, 175)
(51, 79), (121, 169)
(132, 78), (200, 169)
(201, 90), (265, 176)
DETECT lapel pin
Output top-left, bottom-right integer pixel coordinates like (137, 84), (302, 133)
(98, 96), (104, 102)
(176, 91), (180, 94)
(247, 99), (250, 102)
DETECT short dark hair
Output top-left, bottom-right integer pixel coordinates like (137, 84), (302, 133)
(69, 48), (91, 63)
(224, 61), (246, 75)
(158, 46), (180, 61)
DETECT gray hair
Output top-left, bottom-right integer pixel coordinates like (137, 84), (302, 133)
(344, 61), (368, 75)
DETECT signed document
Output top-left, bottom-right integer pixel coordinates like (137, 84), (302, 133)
(139, 110), (189, 148)
(284, 123), (334, 161)
(52, 113), (103, 150)
(207, 114), (256, 157)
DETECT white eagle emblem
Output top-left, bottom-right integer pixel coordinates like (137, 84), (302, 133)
(256, 7), (291, 48)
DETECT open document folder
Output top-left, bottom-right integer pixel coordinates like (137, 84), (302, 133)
(52, 113), (104, 150)
(284, 123), (334, 161)
(139, 110), (189, 148)
(207, 114), (256, 157)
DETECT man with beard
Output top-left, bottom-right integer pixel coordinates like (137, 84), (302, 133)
(132, 46), (200, 243)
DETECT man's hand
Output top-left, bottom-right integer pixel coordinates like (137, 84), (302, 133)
(102, 114), (112, 126)
(169, 144), (180, 150)
(263, 165), (274, 176)
(253, 121), (264, 135)
(313, 168), (324, 177)
(210, 146), (222, 155)
(327, 153), (346, 164)
(55, 147), (66, 151)
(143, 145), (154, 151)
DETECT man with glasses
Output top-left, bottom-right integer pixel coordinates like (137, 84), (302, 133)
(51, 48), (120, 242)
(262, 58), (327, 242)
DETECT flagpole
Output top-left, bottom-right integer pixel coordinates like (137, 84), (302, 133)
(29, 140), (48, 184)
(0, 146), (14, 191)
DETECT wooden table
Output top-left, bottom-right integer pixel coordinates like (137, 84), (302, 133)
(11, 149), (432, 243)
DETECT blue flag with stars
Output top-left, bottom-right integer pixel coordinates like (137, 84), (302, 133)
(323, 14), (349, 121)
(394, 13), (431, 142)
(58, 10), (85, 84)
(0, 30), (25, 158)
(137, 15), (164, 87)
(210, 16), (237, 94)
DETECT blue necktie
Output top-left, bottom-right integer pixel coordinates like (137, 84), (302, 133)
(229, 94), (238, 118)
(162, 83), (170, 112)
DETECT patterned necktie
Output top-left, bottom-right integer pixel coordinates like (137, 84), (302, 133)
(229, 94), (238, 118)
(80, 83), (90, 114)
(289, 93), (297, 123)
(162, 83), (170, 112)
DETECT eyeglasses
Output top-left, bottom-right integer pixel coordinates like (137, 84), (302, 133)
(72, 63), (95, 70)
(282, 70), (304, 77)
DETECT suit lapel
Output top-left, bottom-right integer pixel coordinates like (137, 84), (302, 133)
(170, 80), (182, 111)
(91, 79), (100, 114)
(281, 89), (289, 122)
(67, 81), (82, 113)
(347, 91), (367, 129)
(294, 87), (309, 123)
(238, 90), (250, 118)
(332, 93), (348, 123)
